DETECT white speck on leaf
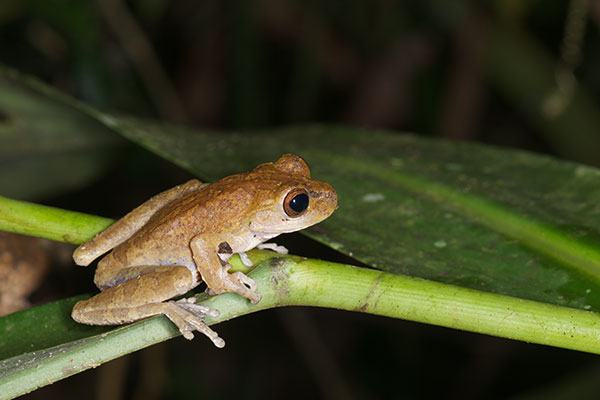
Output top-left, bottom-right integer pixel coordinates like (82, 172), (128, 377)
(362, 193), (385, 202)
(434, 240), (447, 248)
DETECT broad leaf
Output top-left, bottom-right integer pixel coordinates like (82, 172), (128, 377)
(2, 66), (600, 398)
(108, 119), (600, 313)
(0, 68), (123, 200)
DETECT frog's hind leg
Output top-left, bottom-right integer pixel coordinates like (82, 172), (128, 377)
(72, 265), (225, 348)
(73, 179), (207, 266)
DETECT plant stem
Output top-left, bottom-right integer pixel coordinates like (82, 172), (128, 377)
(0, 195), (113, 244)
(3, 253), (600, 400)
(269, 257), (600, 354)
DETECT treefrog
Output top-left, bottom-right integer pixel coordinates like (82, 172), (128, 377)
(71, 154), (337, 348)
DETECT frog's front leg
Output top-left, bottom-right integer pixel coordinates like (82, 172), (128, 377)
(257, 242), (289, 254)
(238, 243), (289, 267)
(190, 236), (261, 304)
(72, 265), (225, 347)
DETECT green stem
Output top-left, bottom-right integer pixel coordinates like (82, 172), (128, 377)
(279, 257), (600, 352)
(224, 256), (600, 356)
(2, 254), (600, 399)
(0, 195), (113, 244)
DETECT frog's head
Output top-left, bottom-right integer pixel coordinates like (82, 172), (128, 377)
(248, 154), (337, 236)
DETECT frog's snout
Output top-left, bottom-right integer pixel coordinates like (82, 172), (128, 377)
(312, 184), (337, 217)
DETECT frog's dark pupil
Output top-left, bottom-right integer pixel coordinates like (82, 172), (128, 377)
(290, 193), (309, 213)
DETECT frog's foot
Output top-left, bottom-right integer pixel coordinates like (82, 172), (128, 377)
(257, 242), (289, 254)
(207, 267), (261, 304)
(237, 243), (288, 268)
(174, 297), (220, 318)
(165, 299), (225, 347)
(238, 252), (254, 267)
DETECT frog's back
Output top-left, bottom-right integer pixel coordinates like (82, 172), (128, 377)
(117, 178), (256, 254)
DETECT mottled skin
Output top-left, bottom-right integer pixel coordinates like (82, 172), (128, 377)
(71, 154), (337, 347)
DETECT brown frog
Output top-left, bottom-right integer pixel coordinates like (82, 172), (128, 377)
(72, 154), (337, 347)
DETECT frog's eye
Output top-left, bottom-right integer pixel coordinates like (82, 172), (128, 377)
(283, 189), (309, 217)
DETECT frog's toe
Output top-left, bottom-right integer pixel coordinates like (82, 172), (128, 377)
(230, 272), (262, 303)
(175, 298), (220, 318)
(181, 329), (195, 340)
(248, 293), (262, 304)
(257, 242), (289, 254)
(204, 269), (261, 304)
(165, 301), (225, 347)
(238, 252), (254, 267)
(213, 337), (226, 348)
(231, 271), (258, 291)
(183, 316), (225, 348)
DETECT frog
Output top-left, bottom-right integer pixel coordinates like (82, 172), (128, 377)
(71, 154), (337, 348)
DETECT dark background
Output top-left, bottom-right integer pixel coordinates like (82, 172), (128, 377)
(2, 1), (600, 399)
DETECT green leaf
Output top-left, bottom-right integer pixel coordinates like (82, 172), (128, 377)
(110, 121), (600, 313)
(2, 67), (600, 397)
(0, 67), (123, 200)
(0, 295), (108, 361)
